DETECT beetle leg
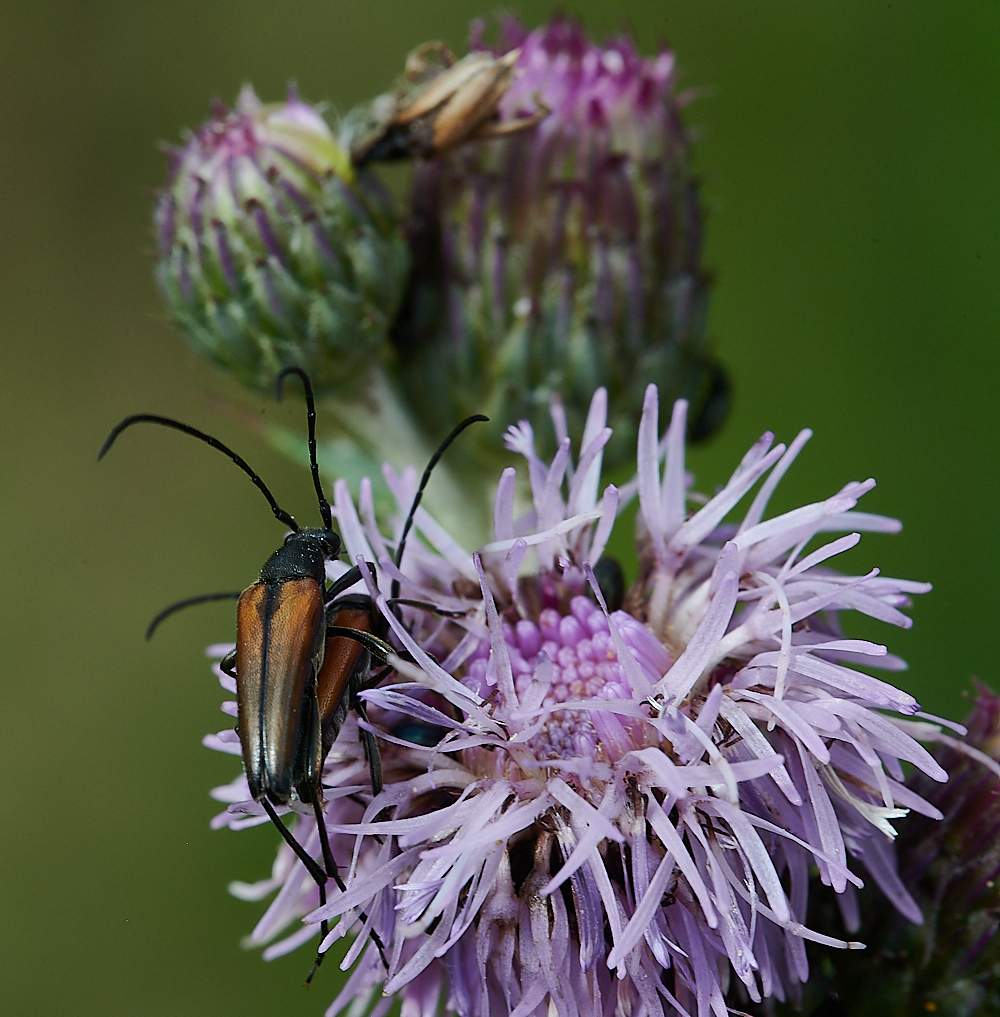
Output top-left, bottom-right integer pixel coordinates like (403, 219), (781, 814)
(311, 798), (345, 892)
(352, 697), (383, 797)
(259, 798), (331, 974)
(404, 40), (455, 81)
(308, 794), (390, 977)
(468, 102), (549, 141)
(309, 793), (390, 976)
(325, 625), (393, 664)
(260, 792), (389, 981)
(294, 682), (325, 806)
(387, 597), (471, 618)
(220, 650), (237, 678)
(145, 590), (241, 641)
(323, 564), (364, 604)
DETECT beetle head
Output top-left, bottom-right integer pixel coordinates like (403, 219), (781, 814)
(289, 527), (341, 560)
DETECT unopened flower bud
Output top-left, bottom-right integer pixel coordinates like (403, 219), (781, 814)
(790, 684), (1000, 1017)
(155, 86), (408, 396)
(384, 18), (729, 464)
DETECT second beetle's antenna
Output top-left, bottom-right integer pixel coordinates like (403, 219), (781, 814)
(392, 414), (487, 604)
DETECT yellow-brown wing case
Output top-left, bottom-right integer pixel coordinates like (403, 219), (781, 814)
(236, 578), (324, 804)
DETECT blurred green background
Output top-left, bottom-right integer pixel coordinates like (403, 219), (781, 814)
(0, 2), (995, 1013)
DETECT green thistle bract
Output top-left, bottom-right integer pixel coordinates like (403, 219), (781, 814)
(155, 86), (408, 396)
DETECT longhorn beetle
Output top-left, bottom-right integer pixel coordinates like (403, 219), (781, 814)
(99, 367), (485, 979)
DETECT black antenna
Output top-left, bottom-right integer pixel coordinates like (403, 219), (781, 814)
(275, 366), (332, 530)
(391, 414), (487, 604)
(99, 415), (299, 532)
(145, 591), (242, 641)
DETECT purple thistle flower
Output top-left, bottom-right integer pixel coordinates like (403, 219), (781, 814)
(207, 386), (951, 1016)
(381, 17), (728, 468)
(155, 85), (408, 395)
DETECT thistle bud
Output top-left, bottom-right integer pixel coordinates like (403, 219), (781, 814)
(884, 686), (1000, 1014)
(155, 86), (408, 396)
(385, 18), (729, 464)
(788, 685), (1000, 1017)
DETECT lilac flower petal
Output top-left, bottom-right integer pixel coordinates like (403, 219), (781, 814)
(817, 700), (947, 780)
(203, 731), (242, 755)
(659, 570), (739, 703)
(637, 384), (666, 559)
(542, 778), (624, 895)
(358, 477), (392, 562)
(480, 509), (602, 554)
(540, 437), (572, 532)
(739, 429), (812, 536)
(718, 697), (801, 804)
(567, 427), (612, 518)
(361, 689), (473, 733)
(747, 649), (918, 714)
(795, 739), (847, 891)
(474, 553), (518, 707)
(783, 532), (860, 579)
(671, 438), (783, 555)
(644, 795), (717, 929)
(586, 583), (655, 699)
(734, 691), (831, 764)
(607, 846), (677, 969)
(493, 467), (517, 541)
(726, 808), (863, 889)
(818, 510), (901, 534)
(853, 825), (923, 924)
(504, 421), (547, 508)
(414, 797), (551, 865)
(660, 398), (688, 538)
(576, 388), (609, 515)
(333, 478), (376, 564)
(717, 851), (864, 950)
(735, 490), (864, 563)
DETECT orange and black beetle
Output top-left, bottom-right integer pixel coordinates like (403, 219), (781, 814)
(100, 369), (388, 812)
(99, 368), (394, 973)
(100, 368), (483, 977)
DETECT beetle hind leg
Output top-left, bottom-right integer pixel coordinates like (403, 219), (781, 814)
(307, 795), (391, 977)
(311, 799), (346, 893)
(353, 699), (383, 798)
(259, 798), (332, 981)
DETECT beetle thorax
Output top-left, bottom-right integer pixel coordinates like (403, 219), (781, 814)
(259, 528), (341, 585)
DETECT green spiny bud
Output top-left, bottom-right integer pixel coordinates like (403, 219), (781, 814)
(155, 86), (408, 396)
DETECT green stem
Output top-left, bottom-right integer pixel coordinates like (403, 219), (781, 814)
(269, 367), (493, 551)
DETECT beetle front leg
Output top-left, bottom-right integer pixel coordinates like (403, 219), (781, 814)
(323, 564), (364, 605)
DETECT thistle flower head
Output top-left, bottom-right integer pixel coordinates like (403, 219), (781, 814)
(388, 17), (728, 468)
(208, 388), (948, 1016)
(155, 85), (408, 395)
